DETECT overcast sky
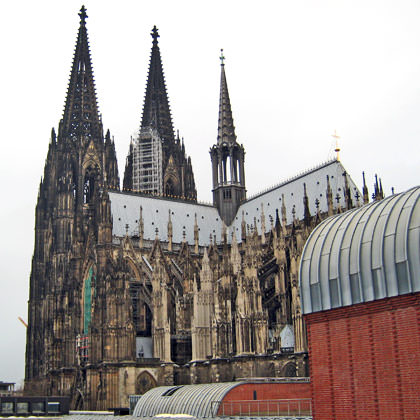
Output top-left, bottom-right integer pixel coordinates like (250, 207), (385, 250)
(1, 0), (419, 384)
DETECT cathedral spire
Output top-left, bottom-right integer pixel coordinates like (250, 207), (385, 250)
(326, 175), (334, 216)
(217, 49), (237, 145)
(210, 51), (246, 225)
(124, 26), (196, 200)
(303, 183), (311, 227)
(167, 209), (173, 251)
(141, 26), (175, 143)
(362, 171), (369, 204)
(60, 6), (102, 140)
(343, 171), (353, 210)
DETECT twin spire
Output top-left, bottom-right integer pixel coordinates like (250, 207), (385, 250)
(60, 7), (239, 206)
(141, 25), (175, 143)
(61, 8), (175, 146)
(61, 6), (102, 140)
(62, 6), (236, 148)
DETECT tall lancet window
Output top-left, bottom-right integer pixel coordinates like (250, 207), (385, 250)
(83, 166), (98, 203)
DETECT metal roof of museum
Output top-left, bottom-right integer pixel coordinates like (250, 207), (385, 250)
(61, 415), (311, 420)
(132, 382), (243, 418)
(110, 159), (359, 246)
(299, 186), (420, 314)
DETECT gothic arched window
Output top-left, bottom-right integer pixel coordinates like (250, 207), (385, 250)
(165, 178), (175, 196)
(135, 371), (157, 395)
(282, 362), (297, 377)
(83, 166), (98, 204)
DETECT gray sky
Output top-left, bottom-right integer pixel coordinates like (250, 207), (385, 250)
(1, 0), (419, 384)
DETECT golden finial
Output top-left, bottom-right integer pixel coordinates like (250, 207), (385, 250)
(332, 130), (341, 161)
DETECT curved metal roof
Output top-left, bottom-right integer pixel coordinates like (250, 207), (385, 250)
(299, 186), (420, 314)
(132, 382), (243, 418)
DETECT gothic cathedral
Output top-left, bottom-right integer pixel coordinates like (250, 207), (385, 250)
(25, 7), (372, 410)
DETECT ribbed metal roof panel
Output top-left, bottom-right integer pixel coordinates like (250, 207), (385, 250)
(300, 186), (420, 314)
(132, 383), (243, 418)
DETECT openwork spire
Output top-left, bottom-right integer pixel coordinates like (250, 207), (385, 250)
(60, 6), (102, 140)
(141, 26), (175, 143)
(210, 50), (246, 225)
(217, 49), (237, 145)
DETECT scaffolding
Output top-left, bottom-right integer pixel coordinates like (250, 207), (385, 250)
(76, 334), (89, 362)
(132, 127), (163, 194)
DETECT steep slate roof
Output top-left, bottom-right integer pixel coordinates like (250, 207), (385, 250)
(299, 186), (420, 314)
(110, 192), (221, 245)
(110, 159), (360, 245)
(132, 382), (243, 417)
(230, 159), (359, 236)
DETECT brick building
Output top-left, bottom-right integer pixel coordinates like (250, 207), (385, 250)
(300, 186), (420, 419)
(132, 381), (312, 417)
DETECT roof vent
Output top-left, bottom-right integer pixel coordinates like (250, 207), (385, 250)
(162, 386), (184, 397)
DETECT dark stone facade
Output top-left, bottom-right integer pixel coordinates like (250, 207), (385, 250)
(25, 7), (375, 410)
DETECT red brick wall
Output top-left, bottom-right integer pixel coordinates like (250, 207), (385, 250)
(218, 382), (312, 416)
(223, 382), (312, 401)
(306, 292), (420, 420)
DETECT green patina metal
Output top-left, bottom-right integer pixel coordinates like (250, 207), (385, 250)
(84, 266), (94, 334)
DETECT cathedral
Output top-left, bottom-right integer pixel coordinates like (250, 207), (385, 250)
(25, 7), (377, 410)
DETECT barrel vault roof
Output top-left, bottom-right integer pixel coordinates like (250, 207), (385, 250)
(299, 186), (420, 314)
(132, 382), (243, 418)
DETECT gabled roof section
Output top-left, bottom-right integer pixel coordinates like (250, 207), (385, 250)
(217, 51), (237, 145)
(230, 159), (361, 235)
(109, 191), (223, 246)
(60, 6), (102, 140)
(110, 160), (362, 247)
(141, 26), (175, 143)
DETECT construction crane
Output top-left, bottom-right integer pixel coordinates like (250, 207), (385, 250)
(18, 317), (27, 328)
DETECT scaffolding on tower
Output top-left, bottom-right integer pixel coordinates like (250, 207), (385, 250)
(132, 127), (163, 194)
